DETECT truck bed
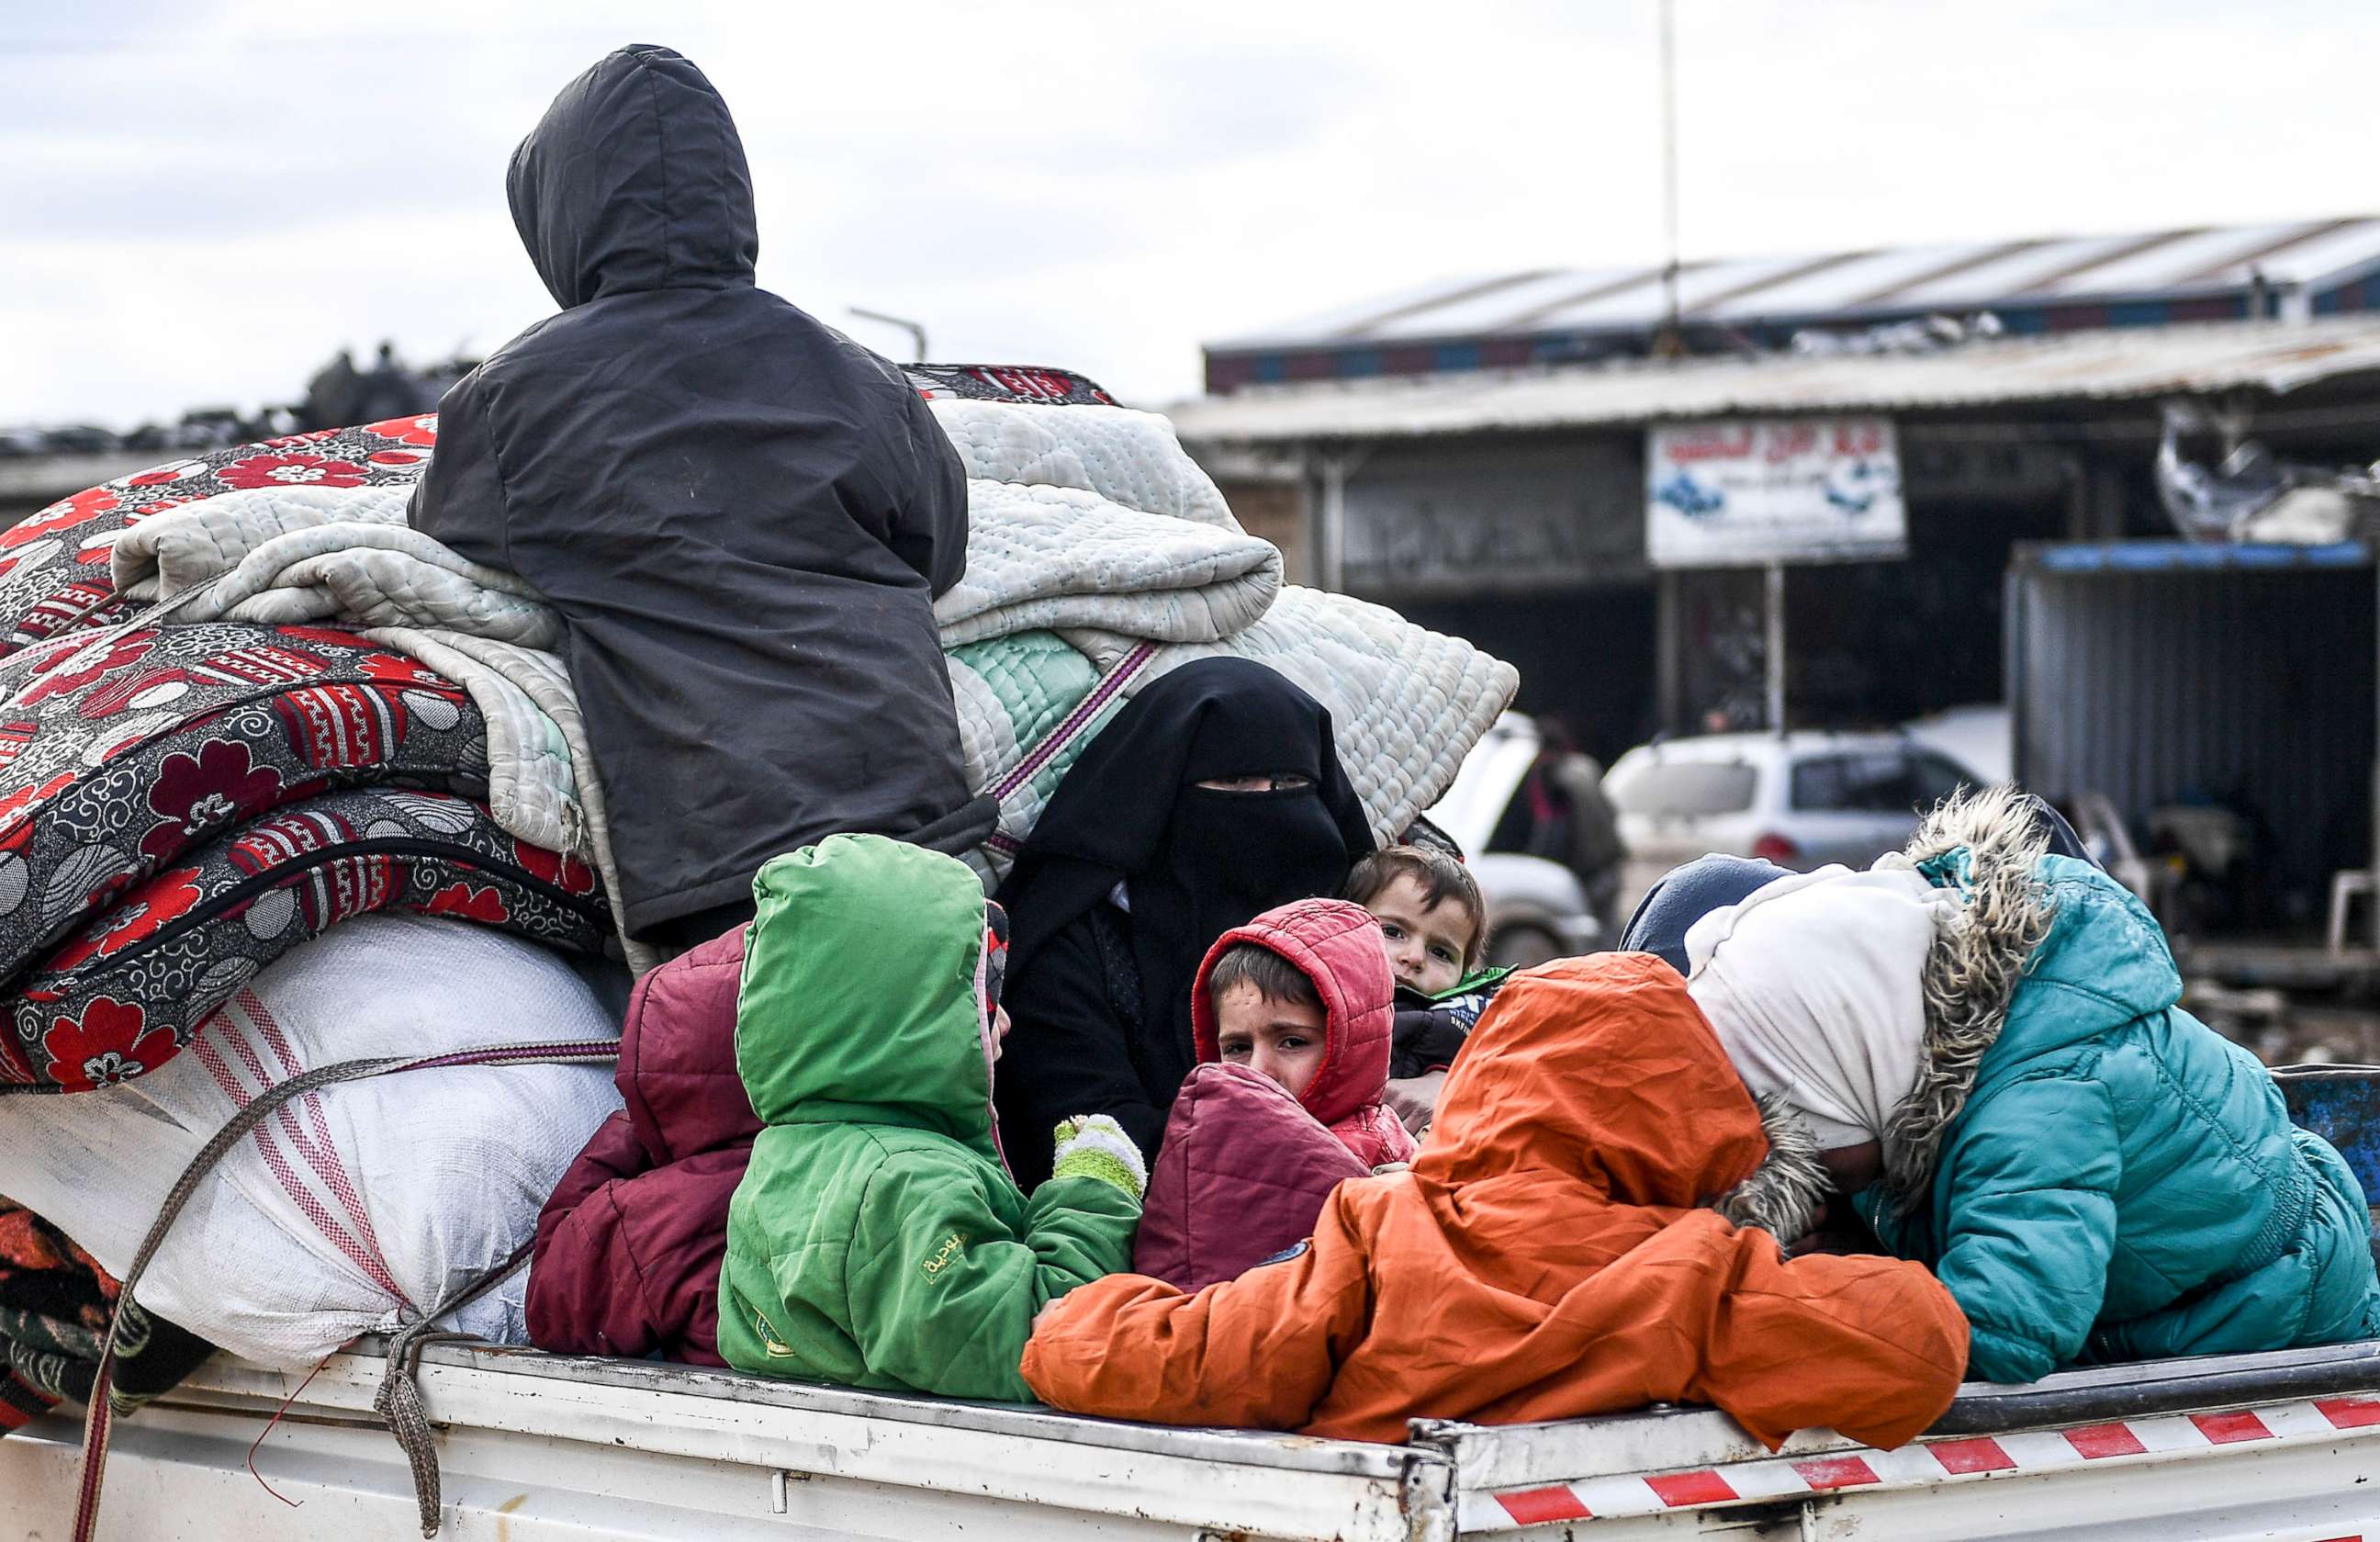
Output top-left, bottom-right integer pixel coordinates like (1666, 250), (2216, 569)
(6, 1337), (2380, 1540)
(10, 1066), (2379, 1537)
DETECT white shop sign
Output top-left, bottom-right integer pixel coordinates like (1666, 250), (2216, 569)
(1645, 417), (1906, 568)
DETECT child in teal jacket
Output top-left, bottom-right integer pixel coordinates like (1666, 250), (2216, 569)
(1686, 787), (2380, 1384)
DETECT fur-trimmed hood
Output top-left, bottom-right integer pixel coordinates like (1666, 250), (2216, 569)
(1850, 789), (2375, 1386)
(1880, 785), (2056, 1209)
(1713, 1096), (1828, 1244)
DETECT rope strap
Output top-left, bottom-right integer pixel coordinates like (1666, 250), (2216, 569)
(71, 1038), (619, 1542)
(374, 1243), (534, 1536)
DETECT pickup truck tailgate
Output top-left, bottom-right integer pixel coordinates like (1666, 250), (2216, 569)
(1417, 1340), (2380, 1540)
(7, 1341), (2380, 1539)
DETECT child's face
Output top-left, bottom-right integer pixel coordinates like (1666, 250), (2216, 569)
(1212, 982), (1329, 1100)
(1365, 874), (1476, 996)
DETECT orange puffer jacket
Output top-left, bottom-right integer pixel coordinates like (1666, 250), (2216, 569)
(1025, 953), (1969, 1448)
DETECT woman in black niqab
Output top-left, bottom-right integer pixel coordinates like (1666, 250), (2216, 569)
(994, 658), (1375, 1186)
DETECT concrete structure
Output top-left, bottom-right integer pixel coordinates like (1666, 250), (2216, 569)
(1170, 318), (2380, 758)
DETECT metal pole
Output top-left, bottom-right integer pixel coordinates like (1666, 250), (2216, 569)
(2369, 555), (2379, 949)
(848, 307), (928, 362)
(1319, 453), (1349, 595)
(1656, 568), (1683, 736)
(1765, 562), (1787, 733)
(2006, 558), (2029, 794)
(1657, 0), (1683, 355)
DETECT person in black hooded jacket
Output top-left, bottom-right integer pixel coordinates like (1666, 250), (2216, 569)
(410, 44), (992, 951)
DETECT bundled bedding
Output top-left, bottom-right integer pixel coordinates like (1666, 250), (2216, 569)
(0, 622), (615, 1089)
(0, 1199), (217, 1431)
(0, 370), (1515, 1096)
(0, 621), (491, 982)
(8, 786), (607, 1091)
(42, 376), (1506, 895)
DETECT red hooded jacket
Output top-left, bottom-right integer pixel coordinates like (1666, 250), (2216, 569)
(1191, 899), (1414, 1169)
(526, 926), (753, 1365)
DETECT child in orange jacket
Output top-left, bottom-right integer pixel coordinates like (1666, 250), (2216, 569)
(1026, 953), (1970, 1448)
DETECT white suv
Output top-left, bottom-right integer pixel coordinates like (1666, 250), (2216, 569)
(1604, 731), (1980, 918)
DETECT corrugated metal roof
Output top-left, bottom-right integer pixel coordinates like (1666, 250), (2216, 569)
(1210, 217), (2380, 351)
(1167, 318), (2380, 444)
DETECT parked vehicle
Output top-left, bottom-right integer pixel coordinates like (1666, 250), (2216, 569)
(1901, 701), (2012, 786)
(1605, 730), (1981, 915)
(1425, 712), (1602, 968)
(39, 424), (118, 456)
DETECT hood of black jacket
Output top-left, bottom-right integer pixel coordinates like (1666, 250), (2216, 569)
(506, 44), (759, 309)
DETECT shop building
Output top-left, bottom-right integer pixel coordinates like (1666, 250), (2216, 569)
(1173, 246), (2380, 760)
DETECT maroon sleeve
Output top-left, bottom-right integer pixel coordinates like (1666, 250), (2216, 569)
(527, 1117), (749, 1367)
(526, 1111), (663, 1358)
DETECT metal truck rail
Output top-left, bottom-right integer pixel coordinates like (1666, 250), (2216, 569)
(6, 1337), (2380, 1540)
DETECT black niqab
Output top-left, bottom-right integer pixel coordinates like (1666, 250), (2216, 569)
(1000, 656), (1374, 1056)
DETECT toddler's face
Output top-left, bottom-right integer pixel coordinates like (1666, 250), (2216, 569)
(1365, 874), (1475, 996)
(1212, 981), (1328, 1100)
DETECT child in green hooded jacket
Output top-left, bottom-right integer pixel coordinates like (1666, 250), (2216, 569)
(718, 835), (1144, 1401)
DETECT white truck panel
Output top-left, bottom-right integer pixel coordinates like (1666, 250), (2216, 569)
(6, 1341), (2380, 1540)
(0, 1345), (1445, 1542)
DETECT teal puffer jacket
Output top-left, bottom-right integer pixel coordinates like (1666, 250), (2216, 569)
(1868, 839), (2380, 1385)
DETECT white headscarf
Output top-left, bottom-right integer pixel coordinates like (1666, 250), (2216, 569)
(1683, 862), (1956, 1152)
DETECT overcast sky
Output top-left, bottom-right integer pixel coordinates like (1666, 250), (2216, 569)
(4, 0), (2374, 427)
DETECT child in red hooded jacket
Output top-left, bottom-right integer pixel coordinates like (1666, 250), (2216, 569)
(1129, 899), (1413, 1293)
(1194, 898), (1414, 1170)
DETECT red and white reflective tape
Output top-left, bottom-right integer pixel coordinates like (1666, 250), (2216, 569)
(1475, 1395), (2380, 1529)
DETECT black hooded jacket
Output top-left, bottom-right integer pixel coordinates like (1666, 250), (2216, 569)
(410, 45), (989, 946)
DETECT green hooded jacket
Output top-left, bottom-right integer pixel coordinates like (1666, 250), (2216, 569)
(717, 835), (1140, 1401)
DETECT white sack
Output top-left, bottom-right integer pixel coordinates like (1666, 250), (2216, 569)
(0, 914), (622, 1368)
